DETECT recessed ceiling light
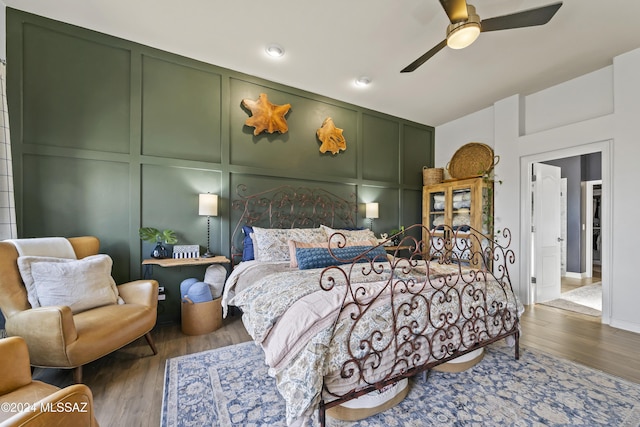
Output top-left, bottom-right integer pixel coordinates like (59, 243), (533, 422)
(265, 43), (285, 58)
(355, 76), (372, 87)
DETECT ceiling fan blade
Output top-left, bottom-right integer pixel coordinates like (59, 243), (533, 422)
(481, 2), (562, 33)
(401, 39), (448, 73)
(439, 0), (468, 23)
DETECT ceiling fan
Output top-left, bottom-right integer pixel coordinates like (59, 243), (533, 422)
(401, 0), (562, 73)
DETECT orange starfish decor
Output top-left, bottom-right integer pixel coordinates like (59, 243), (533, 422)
(316, 117), (347, 155)
(241, 93), (291, 136)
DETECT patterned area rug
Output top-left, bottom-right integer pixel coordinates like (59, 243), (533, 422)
(541, 282), (602, 316)
(161, 340), (640, 427)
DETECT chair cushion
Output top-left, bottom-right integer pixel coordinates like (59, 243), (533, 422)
(0, 380), (60, 423)
(17, 254), (121, 313)
(68, 303), (157, 366)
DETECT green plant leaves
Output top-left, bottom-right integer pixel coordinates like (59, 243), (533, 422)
(139, 227), (178, 244)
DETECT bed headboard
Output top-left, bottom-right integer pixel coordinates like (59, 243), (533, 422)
(230, 184), (357, 262)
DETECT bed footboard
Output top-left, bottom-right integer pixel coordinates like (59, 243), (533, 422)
(317, 224), (520, 425)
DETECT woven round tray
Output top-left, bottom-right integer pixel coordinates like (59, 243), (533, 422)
(447, 142), (498, 179)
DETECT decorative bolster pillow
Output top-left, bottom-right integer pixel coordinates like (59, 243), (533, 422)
(287, 239), (378, 268)
(295, 245), (388, 270)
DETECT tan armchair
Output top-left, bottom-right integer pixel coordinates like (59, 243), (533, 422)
(0, 336), (99, 426)
(0, 236), (158, 383)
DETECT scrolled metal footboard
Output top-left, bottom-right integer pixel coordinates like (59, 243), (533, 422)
(317, 224), (519, 426)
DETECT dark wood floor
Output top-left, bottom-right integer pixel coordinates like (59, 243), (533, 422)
(33, 300), (640, 427)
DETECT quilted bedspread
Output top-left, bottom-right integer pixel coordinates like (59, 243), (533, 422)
(227, 259), (521, 426)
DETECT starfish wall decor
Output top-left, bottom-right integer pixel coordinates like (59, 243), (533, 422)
(316, 117), (347, 155)
(241, 93), (291, 136)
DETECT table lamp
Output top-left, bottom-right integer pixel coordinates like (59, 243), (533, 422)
(199, 193), (218, 257)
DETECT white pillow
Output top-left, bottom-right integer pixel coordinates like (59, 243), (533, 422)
(321, 225), (377, 244)
(17, 254), (122, 313)
(252, 227), (326, 262)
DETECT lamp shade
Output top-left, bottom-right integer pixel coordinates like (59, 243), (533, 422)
(199, 193), (219, 216)
(365, 202), (379, 219)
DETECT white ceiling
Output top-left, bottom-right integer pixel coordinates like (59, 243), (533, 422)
(5, 0), (640, 126)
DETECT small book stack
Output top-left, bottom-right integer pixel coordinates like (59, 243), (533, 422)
(172, 245), (200, 259)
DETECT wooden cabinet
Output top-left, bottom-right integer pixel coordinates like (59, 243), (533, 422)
(422, 177), (493, 265)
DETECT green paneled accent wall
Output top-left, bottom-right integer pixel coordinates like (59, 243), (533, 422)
(22, 23), (131, 152)
(402, 189), (424, 241)
(362, 114), (399, 182)
(21, 155), (131, 282)
(142, 56), (222, 163)
(141, 164), (223, 256)
(6, 8), (434, 323)
(402, 124), (434, 187)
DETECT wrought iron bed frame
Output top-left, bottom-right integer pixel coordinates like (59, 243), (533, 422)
(316, 224), (519, 426)
(230, 184), (357, 263)
(228, 185), (520, 426)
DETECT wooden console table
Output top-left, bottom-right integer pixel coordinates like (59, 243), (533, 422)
(142, 255), (230, 268)
(384, 245), (412, 253)
(142, 255), (230, 278)
(142, 256), (231, 330)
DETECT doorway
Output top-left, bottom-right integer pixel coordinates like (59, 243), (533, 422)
(521, 140), (611, 324)
(584, 180), (602, 279)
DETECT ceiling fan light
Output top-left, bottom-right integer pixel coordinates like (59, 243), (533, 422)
(447, 23), (481, 49)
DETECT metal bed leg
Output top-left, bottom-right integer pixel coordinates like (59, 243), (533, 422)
(319, 403), (326, 427)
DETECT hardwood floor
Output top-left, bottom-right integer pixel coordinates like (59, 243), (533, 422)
(523, 270), (640, 383)
(560, 267), (601, 293)
(520, 304), (640, 384)
(32, 304), (640, 427)
(32, 315), (252, 427)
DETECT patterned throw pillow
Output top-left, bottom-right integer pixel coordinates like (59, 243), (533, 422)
(320, 225), (377, 244)
(252, 227), (326, 262)
(295, 245), (388, 270)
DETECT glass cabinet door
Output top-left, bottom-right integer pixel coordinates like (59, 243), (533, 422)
(451, 187), (472, 232)
(428, 190), (446, 230)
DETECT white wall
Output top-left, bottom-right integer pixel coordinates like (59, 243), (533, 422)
(436, 106), (494, 179)
(524, 67), (614, 135)
(436, 47), (640, 334)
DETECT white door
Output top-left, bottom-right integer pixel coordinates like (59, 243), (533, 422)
(532, 163), (562, 303)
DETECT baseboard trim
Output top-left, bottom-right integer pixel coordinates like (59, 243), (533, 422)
(564, 271), (587, 279)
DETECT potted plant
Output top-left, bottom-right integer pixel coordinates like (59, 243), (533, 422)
(139, 227), (178, 259)
(388, 226), (405, 246)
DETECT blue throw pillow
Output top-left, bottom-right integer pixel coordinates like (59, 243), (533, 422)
(180, 277), (200, 302)
(296, 245), (387, 270)
(186, 281), (213, 303)
(242, 225), (254, 261)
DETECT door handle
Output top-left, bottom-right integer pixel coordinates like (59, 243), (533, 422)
(557, 237), (564, 242)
